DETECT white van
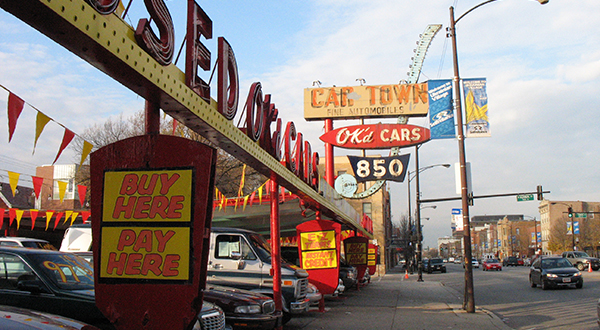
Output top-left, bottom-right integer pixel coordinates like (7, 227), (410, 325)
(59, 223), (92, 252)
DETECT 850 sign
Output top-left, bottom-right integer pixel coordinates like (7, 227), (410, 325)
(347, 155), (410, 183)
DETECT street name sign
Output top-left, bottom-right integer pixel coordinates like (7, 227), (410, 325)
(517, 194), (534, 201)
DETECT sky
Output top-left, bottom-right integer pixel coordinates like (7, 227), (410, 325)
(1, 0), (599, 248)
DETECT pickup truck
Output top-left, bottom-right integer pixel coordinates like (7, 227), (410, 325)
(562, 251), (600, 271)
(207, 227), (310, 323)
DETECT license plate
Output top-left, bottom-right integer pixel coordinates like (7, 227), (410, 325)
(563, 278), (571, 283)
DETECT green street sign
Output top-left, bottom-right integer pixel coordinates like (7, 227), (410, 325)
(575, 213), (587, 218)
(517, 194), (534, 202)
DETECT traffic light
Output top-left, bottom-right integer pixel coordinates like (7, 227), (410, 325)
(568, 207), (573, 218)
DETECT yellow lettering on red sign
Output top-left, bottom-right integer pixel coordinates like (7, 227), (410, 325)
(103, 170), (192, 222)
(100, 227), (190, 280)
(301, 249), (337, 270)
(300, 230), (336, 251)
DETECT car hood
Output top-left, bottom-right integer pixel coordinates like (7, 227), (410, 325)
(0, 305), (98, 329)
(545, 267), (579, 274)
(59, 289), (96, 301)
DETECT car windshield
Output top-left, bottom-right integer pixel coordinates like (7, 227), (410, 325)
(573, 252), (590, 258)
(488, 259), (499, 263)
(541, 258), (572, 269)
(430, 259), (443, 264)
(22, 241), (56, 250)
(28, 252), (94, 290)
(248, 234), (272, 262)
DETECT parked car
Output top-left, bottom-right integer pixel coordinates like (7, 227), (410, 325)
(0, 237), (56, 250)
(0, 246), (228, 330)
(0, 305), (101, 330)
(463, 258), (479, 269)
(448, 257), (455, 263)
(339, 259), (358, 289)
(422, 258), (429, 271)
(481, 258), (502, 271)
(204, 285), (282, 329)
(426, 258), (446, 273)
(562, 251), (600, 271)
(453, 257), (462, 264)
(503, 256), (519, 266)
(529, 256), (583, 290)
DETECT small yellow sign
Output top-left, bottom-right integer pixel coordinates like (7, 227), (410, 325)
(103, 169), (192, 222)
(301, 249), (338, 270)
(300, 230), (336, 251)
(100, 227), (190, 280)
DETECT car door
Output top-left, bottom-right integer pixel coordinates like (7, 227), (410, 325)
(530, 258), (542, 284)
(208, 234), (263, 290)
(0, 253), (66, 316)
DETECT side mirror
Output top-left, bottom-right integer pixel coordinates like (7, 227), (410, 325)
(230, 251), (242, 260)
(18, 280), (50, 294)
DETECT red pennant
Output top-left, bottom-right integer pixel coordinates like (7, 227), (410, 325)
(9, 208), (16, 226)
(53, 212), (64, 230)
(52, 129), (75, 164)
(249, 191), (256, 206)
(81, 211), (91, 224)
(29, 210), (39, 230)
(172, 120), (178, 135)
(77, 185), (87, 208)
(7, 93), (25, 142)
(0, 209), (5, 230)
(32, 176), (44, 199)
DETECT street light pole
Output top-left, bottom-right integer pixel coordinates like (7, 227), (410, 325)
(407, 159), (451, 279)
(448, 0), (548, 313)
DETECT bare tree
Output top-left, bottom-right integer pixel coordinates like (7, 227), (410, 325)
(71, 110), (265, 197)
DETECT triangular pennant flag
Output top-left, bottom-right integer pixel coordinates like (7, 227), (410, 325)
(29, 209), (39, 230)
(33, 111), (51, 154)
(7, 171), (20, 197)
(243, 195), (249, 210)
(0, 209), (5, 230)
(258, 185), (263, 204)
(249, 191), (256, 206)
(7, 92), (25, 142)
(234, 197), (238, 212)
(77, 185), (88, 207)
(70, 212), (79, 226)
(64, 210), (73, 224)
(54, 212), (64, 230)
(81, 211), (91, 224)
(15, 209), (24, 229)
(45, 210), (54, 230)
(172, 119), (178, 135)
(238, 164), (247, 197)
(52, 128), (75, 164)
(32, 176), (44, 199)
(9, 208), (16, 226)
(57, 181), (68, 202)
(80, 140), (93, 166)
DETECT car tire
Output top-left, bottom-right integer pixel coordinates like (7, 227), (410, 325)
(576, 263), (585, 271)
(530, 276), (536, 288)
(576, 280), (583, 289)
(541, 280), (549, 290)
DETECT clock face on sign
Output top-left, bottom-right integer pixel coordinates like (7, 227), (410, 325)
(334, 174), (358, 198)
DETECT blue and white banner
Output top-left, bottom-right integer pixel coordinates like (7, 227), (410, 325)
(574, 221), (580, 235)
(428, 79), (455, 139)
(463, 78), (490, 138)
(537, 232), (542, 242)
(452, 208), (463, 231)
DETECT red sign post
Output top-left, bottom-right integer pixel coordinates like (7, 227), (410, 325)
(296, 219), (341, 296)
(91, 135), (216, 329)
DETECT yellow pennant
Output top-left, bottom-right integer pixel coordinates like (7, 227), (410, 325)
(57, 181), (68, 202)
(15, 209), (24, 229)
(7, 171), (20, 197)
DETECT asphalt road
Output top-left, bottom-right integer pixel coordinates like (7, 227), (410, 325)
(428, 262), (600, 329)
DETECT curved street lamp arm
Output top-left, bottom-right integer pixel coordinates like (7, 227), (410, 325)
(455, 0), (498, 24)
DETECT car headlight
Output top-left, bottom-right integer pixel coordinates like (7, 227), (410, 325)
(234, 305), (262, 314)
(575, 271), (582, 276)
(546, 273), (558, 278)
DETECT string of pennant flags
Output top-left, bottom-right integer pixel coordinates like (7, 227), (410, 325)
(2, 84), (94, 166)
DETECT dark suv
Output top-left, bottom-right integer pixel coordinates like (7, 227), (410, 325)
(427, 258), (447, 273)
(503, 256), (519, 266)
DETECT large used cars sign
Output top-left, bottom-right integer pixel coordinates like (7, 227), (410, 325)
(319, 124), (430, 149)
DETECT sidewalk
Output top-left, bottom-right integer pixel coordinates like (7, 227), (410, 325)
(285, 266), (512, 330)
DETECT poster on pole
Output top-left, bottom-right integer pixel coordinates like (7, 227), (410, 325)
(452, 208), (463, 231)
(428, 79), (455, 139)
(463, 78), (490, 138)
